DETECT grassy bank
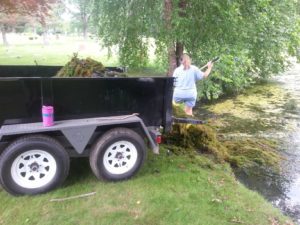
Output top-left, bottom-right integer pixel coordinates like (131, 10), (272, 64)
(0, 147), (291, 225)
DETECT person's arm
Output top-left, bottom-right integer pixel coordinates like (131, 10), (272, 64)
(203, 61), (214, 78)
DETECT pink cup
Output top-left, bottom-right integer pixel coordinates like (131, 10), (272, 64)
(42, 106), (54, 127)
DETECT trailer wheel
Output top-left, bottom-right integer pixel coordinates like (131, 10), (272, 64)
(89, 128), (146, 181)
(0, 135), (69, 196)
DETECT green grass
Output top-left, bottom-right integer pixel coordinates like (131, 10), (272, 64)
(0, 36), (118, 66)
(0, 35), (165, 76)
(0, 146), (291, 225)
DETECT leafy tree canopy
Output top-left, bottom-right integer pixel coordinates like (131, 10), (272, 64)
(0, 0), (59, 46)
(93, 0), (299, 100)
(0, 0), (56, 22)
(65, 0), (94, 39)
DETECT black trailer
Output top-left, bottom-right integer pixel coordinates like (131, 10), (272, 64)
(0, 65), (174, 195)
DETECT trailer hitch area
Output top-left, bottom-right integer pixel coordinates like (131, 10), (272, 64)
(172, 117), (206, 125)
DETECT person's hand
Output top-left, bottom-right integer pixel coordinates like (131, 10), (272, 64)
(207, 61), (214, 69)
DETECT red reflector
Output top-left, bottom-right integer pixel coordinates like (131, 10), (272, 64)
(156, 136), (162, 144)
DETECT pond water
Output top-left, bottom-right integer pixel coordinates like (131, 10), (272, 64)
(260, 63), (300, 223)
(197, 62), (300, 224)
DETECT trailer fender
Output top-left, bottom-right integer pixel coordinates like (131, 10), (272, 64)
(61, 126), (97, 154)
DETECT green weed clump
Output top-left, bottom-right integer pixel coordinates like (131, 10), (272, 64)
(167, 123), (229, 163)
(172, 102), (187, 118)
(170, 104), (229, 162)
(169, 104), (283, 171)
(225, 139), (282, 170)
(56, 53), (105, 77)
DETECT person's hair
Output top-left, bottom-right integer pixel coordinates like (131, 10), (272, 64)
(181, 53), (191, 63)
(181, 53), (191, 69)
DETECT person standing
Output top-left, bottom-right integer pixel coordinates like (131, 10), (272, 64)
(173, 54), (214, 116)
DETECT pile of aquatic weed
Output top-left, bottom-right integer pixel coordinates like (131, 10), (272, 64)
(224, 138), (282, 171)
(172, 102), (188, 118)
(56, 53), (127, 78)
(169, 104), (283, 172)
(165, 123), (229, 162)
(199, 83), (290, 135)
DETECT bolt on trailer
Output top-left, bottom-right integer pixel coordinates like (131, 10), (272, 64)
(0, 65), (173, 196)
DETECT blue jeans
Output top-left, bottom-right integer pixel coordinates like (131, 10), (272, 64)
(173, 96), (196, 108)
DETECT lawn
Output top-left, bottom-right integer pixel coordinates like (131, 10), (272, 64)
(0, 146), (291, 225)
(0, 34), (118, 66)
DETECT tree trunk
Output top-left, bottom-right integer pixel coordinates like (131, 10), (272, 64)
(164, 0), (187, 76)
(179, 0), (187, 17)
(167, 44), (177, 77)
(175, 42), (184, 66)
(83, 20), (88, 40)
(42, 25), (49, 45)
(1, 25), (9, 46)
(164, 0), (177, 76)
(175, 0), (186, 66)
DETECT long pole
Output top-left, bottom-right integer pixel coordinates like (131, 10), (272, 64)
(200, 57), (220, 70)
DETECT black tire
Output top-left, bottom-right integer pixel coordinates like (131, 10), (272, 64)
(0, 135), (70, 196)
(89, 128), (146, 181)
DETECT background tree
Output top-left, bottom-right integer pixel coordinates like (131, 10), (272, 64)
(93, 0), (162, 68)
(67, 0), (94, 40)
(0, 0), (57, 45)
(93, 0), (300, 99)
(0, 14), (34, 46)
(0, 15), (13, 46)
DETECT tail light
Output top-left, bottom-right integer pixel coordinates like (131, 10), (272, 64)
(156, 135), (162, 144)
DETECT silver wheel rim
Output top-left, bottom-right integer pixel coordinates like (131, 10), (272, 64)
(11, 150), (57, 189)
(103, 141), (138, 175)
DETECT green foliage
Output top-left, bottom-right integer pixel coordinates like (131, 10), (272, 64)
(119, 36), (148, 68)
(93, 0), (300, 99)
(68, 0), (95, 38)
(288, 18), (300, 60)
(197, 49), (255, 100)
(93, 0), (162, 68)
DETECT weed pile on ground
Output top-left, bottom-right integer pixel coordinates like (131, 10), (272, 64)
(166, 123), (229, 162)
(170, 104), (282, 171)
(172, 102), (188, 118)
(224, 139), (282, 170)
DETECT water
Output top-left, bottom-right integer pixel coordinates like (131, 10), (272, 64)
(235, 63), (300, 224)
(271, 64), (300, 223)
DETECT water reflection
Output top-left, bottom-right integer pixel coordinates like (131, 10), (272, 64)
(235, 63), (300, 224)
